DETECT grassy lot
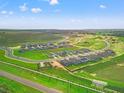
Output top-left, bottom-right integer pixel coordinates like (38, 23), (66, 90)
(82, 43), (124, 83)
(110, 42), (124, 55)
(89, 40), (106, 50)
(95, 63), (124, 82)
(14, 49), (49, 60)
(0, 76), (42, 93)
(118, 36), (124, 42)
(0, 63), (97, 93)
(82, 54), (124, 73)
(40, 67), (92, 87)
(0, 32), (63, 47)
(76, 36), (106, 50)
(0, 50), (38, 70)
(13, 47), (79, 60)
(75, 54), (124, 92)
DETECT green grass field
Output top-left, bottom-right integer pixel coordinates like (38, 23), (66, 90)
(40, 67), (92, 87)
(95, 63), (124, 82)
(0, 62), (97, 93)
(76, 54), (124, 89)
(82, 54), (124, 73)
(73, 54), (124, 93)
(76, 36), (106, 50)
(0, 76), (42, 93)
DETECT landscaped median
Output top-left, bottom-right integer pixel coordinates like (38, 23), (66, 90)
(0, 61), (102, 93)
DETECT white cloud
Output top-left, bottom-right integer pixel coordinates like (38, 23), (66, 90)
(42, 0), (59, 5)
(70, 19), (82, 23)
(19, 3), (28, 12)
(99, 5), (107, 9)
(9, 11), (14, 15)
(0, 10), (14, 15)
(0, 10), (7, 14)
(31, 8), (42, 13)
(50, 0), (58, 5)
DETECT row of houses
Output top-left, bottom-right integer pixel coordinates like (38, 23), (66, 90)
(58, 49), (115, 66)
(50, 48), (91, 58)
(20, 42), (71, 50)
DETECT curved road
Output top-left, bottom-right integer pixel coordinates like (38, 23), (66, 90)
(0, 70), (60, 93)
(0, 39), (110, 64)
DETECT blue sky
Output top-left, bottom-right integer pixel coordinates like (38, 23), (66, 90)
(0, 0), (124, 29)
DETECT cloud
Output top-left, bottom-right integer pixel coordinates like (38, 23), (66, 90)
(99, 5), (107, 9)
(70, 19), (82, 23)
(31, 8), (42, 13)
(0, 10), (7, 14)
(0, 10), (14, 15)
(19, 3), (28, 12)
(9, 11), (14, 15)
(41, 0), (59, 5)
(50, 0), (58, 5)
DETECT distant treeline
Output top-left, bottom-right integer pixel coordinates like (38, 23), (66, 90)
(96, 30), (124, 36)
(0, 29), (124, 36)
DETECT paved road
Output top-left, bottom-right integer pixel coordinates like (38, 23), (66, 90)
(5, 47), (52, 63)
(0, 70), (61, 93)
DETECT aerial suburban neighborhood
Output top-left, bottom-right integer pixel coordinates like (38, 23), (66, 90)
(0, 0), (124, 93)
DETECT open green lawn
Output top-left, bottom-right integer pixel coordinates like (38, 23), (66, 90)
(94, 63), (124, 82)
(82, 54), (124, 73)
(110, 42), (124, 55)
(89, 40), (106, 50)
(76, 37), (106, 50)
(14, 49), (50, 60)
(71, 54), (124, 92)
(0, 76), (42, 93)
(76, 54), (124, 92)
(0, 50), (38, 70)
(39, 67), (92, 87)
(118, 36), (124, 42)
(13, 47), (79, 60)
